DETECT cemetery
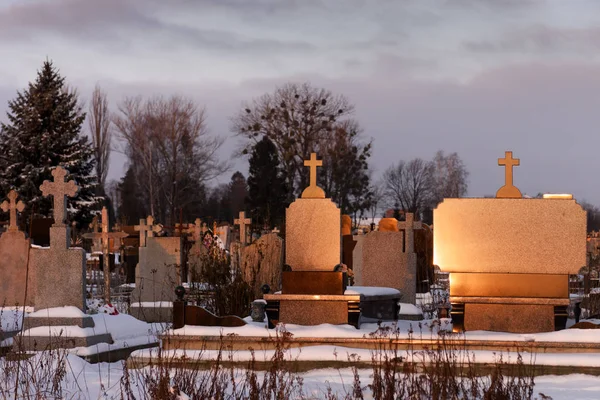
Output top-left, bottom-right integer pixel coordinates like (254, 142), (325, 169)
(1, 146), (600, 399)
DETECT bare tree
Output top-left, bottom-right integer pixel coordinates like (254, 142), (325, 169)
(89, 85), (111, 194)
(232, 82), (355, 199)
(429, 150), (469, 206)
(113, 95), (227, 226)
(383, 158), (434, 218)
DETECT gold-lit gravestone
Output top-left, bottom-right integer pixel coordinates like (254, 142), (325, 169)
(264, 153), (361, 328)
(434, 151), (586, 333)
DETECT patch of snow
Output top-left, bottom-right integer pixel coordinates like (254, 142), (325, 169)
(398, 303), (423, 315)
(345, 286), (401, 296)
(29, 306), (86, 318)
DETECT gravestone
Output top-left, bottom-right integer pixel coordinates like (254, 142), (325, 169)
(240, 232), (283, 299)
(359, 214), (422, 304)
(0, 190), (32, 307)
(234, 212), (251, 245)
(264, 153), (361, 328)
(30, 167), (86, 311)
(131, 216), (182, 322)
(434, 151), (586, 333)
(215, 224), (231, 250)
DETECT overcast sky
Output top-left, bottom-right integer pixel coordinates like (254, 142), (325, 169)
(2, 0), (600, 203)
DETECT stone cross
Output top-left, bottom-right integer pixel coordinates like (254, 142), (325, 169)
(189, 218), (202, 241)
(397, 213), (422, 254)
(88, 215), (102, 251)
(496, 151), (522, 199)
(234, 211), (251, 245)
(39, 166), (79, 227)
(83, 206), (128, 303)
(301, 152), (326, 199)
(272, 227), (280, 235)
(134, 216), (162, 247)
(1, 190), (25, 232)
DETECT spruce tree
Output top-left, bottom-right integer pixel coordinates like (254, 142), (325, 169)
(246, 136), (288, 231)
(0, 60), (99, 228)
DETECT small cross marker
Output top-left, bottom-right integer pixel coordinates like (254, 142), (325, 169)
(1, 190), (25, 232)
(496, 151), (522, 199)
(234, 211), (251, 245)
(39, 166), (79, 227)
(83, 207), (128, 302)
(301, 152), (325, 198)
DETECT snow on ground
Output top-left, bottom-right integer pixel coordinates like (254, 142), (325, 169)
(28, 306), (86, 318)
(2, 354), (600, 400)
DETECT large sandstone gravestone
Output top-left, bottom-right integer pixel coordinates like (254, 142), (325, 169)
(359, 214), (422, 304)
(131, 216), (182, 322)
(0, 190), (32, 307)
(30, 167), (86, 311)
(241, 232), (283, 299)
(264, 153), (361, 328)
(434, 151), (587, 333)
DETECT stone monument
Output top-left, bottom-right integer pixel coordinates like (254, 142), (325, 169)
(359, 213), (422, 304)
(30, 166), (86, 311)
(264, 153), (361, 328)
(0, 190), (32, 307)
(434, 151), (586, 333)
(131, 216), (182, 322)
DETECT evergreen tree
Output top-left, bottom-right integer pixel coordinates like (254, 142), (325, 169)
(0, 60), (99, 227)
(116, 165), (147, 225)
(246, 136), (288, 231)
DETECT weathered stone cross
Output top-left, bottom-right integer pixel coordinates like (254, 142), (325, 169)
(496, 151), (522, 199)
(397, 213), (422, 254)
(83, 207), (128, 303)
(1, 190), (25, 232)
(40, 166), (79, 227)
(234, 211), (251, 245)
(88, 215), (102, 251)
(301, 152), (325, 199)
(134, 215), (162, 247)
(189, 218), (202, 241)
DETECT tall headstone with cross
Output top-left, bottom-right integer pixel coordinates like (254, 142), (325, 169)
(434, 150), (586, 333)
(234, 211), (251, 245)
(131, 215), (182, 322)
(82, 207), (128, 303)
(30, 166), (87, 310)
(263, 153), (363, 328)
(0, 190), (33, 307)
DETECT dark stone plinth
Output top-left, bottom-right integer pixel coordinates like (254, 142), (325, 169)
(172, 302), (246, 329)
(282, 271), (346, 295)
(361, 298), (400, 320)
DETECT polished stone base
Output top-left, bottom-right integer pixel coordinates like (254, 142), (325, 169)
(451, 296), (570, 333)
(264, 294), (361, 329)
(130, 305), (173, 323)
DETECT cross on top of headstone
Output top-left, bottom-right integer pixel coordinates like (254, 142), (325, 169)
(301, 152), (325, 199)
(1, 190), (25, 232)
(134, 215), (162, 247)
(39, 166), (79, 227)
(234, 211), (251, 245)
(272, 227), (280, 234)
(189, 218), (202, 241)
(496, 151), (523, 199)
(397, 213), (422, 254)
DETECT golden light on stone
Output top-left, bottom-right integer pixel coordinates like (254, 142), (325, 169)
(301, 152), (326, 199)
(543, 194), (573, 200)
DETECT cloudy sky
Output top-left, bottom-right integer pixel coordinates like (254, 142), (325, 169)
(1, 0), (600, 203)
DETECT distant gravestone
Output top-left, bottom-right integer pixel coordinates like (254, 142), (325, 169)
(360, 214), (422, 304)
(0, 190), (33, 307)
(240, 232), (283, 299)
(30, 166), (86, 311)
(131, 216), (181, 322)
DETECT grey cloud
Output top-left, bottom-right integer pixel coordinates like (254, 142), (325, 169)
(464, 25), (600, 54)
(0, 0), (316, 54)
